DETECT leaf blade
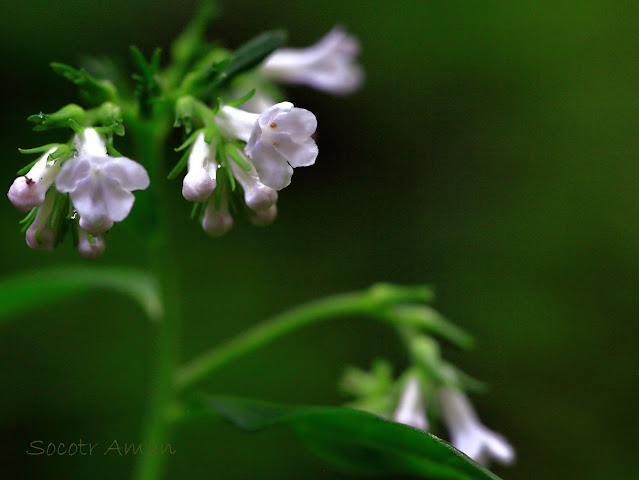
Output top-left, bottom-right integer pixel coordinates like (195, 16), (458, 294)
(0, 266), (161, 323)
(193, 395), (503, 480)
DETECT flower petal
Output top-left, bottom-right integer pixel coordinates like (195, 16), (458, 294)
(273, 136), (318, 168)
(102, 156), (150, 191)
(102, 176), (135, 222)
(55, 157), (91, 192)
(70, 176), (109, 228)
(271, 107), (317, 142)
(245, 142), (293, 191)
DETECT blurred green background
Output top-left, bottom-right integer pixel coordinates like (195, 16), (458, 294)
(1, 0), (637, 479)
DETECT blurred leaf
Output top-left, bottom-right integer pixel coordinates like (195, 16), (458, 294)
(0, 266), (161, 323)
(50, 62), (117, 104)
(203, 30), (286, 95)
(192, 394), (502, 480)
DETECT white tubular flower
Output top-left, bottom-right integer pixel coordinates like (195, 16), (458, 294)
(393, 376), (429, 431)
(25, 188), (57, 251)
(77, 227), (106, 260)
(182, 133), (217, 202)
(216, 102), (318, 190)
(202, 196), (233, 237)
(260, 27), (364, 95)
(55, 128), (150, 236)
(228, 149), (278, 212)
(8, 147), (60, 212)
(439, 388), (515, 466)
(250, 204), (277, 227)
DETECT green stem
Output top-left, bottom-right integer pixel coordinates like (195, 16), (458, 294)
(175, 284), (433, 392)
(130, 117), (181, 480)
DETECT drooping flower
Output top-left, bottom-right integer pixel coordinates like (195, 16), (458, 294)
(182, 133), (217, 203)
(55, 128), (150, 235)
(215, 102), (318, 190)
(77, 227), (106, 259)
(8, 147), (60, 212)
(227, 148), (278, 212)
(202, 195), (233, 237)
(25, 188), (57, 252)
(249, 204), (278, 227)
(393, 375), (429, 430)
(439, 387), (515, 466)
(259, 27), (364, 95)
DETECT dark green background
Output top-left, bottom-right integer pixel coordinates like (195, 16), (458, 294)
(1, 1), (637, 479)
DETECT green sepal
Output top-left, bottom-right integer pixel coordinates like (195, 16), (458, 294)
(106, 143), (123, 157)
(19, 208), (38, 233)
(175, 128), (203, 152)
(50, 62), (117, 104)
(226, 88), (256, 108)
(217, 149), (235, 191)
(167, 148), (191, 180)
(17, 159), (41, 176)
(189, 201), (206, 221)
(49, 144), (71, 160)
(18, 144), (59, 155)
(94, 122), (125, 137)
(28, 104), (85, 131)
(224, 143), (251, 171)
(384, 305), (474, 350)
(174, 96), (196, 134)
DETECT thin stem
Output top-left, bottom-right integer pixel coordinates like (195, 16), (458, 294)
(130, 117), (181, 480)
(175, 284), (433, 392)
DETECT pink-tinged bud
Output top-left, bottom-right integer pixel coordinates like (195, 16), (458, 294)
(8, 147), (59, 212)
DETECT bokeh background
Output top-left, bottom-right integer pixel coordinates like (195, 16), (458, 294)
(1, 1), (637, 479)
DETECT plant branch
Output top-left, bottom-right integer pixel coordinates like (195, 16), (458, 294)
(175, 284), (433, 392)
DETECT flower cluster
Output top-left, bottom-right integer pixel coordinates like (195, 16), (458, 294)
(393, 375), (515, 466)
(8, 128), (149, 258)
(8, 25), (363, 254)
(344, 362), (514, 467)
(176, 101), (317, 236)
(172, 27), (362, 236)
(341, 302), (515, 467)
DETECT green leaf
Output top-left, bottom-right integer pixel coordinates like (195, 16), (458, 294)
(192, 395), (503, 480)
(0, 266), (161, 324)
(203, 30), (287, 95)
(50, 63), (116, 104)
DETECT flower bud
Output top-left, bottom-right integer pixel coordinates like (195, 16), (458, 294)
(8, 147), (60, 212)
(77, 228), (106, 259)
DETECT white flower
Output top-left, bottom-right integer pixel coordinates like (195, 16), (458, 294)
(228, 148), (278, 212)
(215, 102), (318, 190)
(77, 227), (106, 259)
(8, 147), (60, 212)
(250, 204), (277, 227)
(260, 27), (364, 95)
(393, 376), (429, 430)
(25, 188), (57, 251)
(439, 387), (515, 466)
(202, 196), (233, 237)
(182, 133), (217, 203)
(55, 128), (150, 236)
